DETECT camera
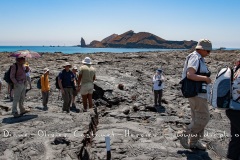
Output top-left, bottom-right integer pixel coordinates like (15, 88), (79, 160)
(158, 80), (162, 86)
(199, 72), (211, 93)
(199, 71), (211, 77)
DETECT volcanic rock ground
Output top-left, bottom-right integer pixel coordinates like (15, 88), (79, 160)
(0, 50), (240, 160)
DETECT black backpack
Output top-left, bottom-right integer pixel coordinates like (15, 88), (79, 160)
(55, 76), (60, 89)
(37, 78), (41, 89)
(3, 63), (18, 84)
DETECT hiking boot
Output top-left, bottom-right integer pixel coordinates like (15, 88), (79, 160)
(43, 106), (48, 111)
(190, 141), (206, 150)
(70, 103), (77, 111)
(178, 131), (190, 149)
(72, 103), (76, 108)
(62, 109), (70, 113)
(20, 109), (30, 116)
(13, 113), (21, 118)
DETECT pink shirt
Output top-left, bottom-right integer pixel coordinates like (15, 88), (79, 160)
(10, 63), (26, 84)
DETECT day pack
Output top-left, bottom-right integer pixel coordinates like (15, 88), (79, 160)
(210, 67), (239, 109)
(55, 76), (60, 89)
(180, 56), (201, 98)
(37, 78), (41, 89)
(3, 63), (18, 84)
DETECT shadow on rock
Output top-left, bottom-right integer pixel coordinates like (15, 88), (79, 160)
(177, 150), (212, 160)
(2, 115), (38, 124)
(145, 105), (166, 113)
(156, 106), (166, 113)
(35, 106), (44, 110)
(78, 146), (90, 160)
(52, 137), (70, 146)
(25, 88), (32, 95)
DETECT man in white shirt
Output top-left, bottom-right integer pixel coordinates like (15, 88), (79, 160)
(179, 39), (212, 150)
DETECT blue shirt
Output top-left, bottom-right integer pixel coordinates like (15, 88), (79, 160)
(58, 70), (75, 88)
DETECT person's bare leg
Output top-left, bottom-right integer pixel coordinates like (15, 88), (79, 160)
(87, 94), (93, 109)
(81, 94), (88, 111)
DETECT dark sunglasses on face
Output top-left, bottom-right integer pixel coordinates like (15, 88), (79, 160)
(206, 50), (211, 53)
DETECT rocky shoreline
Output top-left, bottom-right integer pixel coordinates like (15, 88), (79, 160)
(0, 50), (240, 159)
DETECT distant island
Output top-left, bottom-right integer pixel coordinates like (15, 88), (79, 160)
(80, 30), (197, 49)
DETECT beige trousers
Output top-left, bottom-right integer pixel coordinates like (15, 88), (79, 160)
(186, 96), (210, 144)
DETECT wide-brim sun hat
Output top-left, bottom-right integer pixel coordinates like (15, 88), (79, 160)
(82, 57), (92, 64)
(43, 68), (49, 74)
(195, 39), (212, 51)
(73, 66), (78, 70)
(63, 62), (72, 68)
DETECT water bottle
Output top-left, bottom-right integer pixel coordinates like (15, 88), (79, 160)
(201, 83), (207, 93)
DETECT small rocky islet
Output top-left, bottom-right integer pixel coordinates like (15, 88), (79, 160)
(0, 49), (240, 159)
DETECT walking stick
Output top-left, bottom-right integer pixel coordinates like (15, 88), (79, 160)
(105, 135), (111, 160)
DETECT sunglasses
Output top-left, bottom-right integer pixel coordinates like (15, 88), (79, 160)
(206, 50), (211, 53)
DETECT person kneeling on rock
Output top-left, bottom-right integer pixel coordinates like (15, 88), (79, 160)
(152, 69), (164, 107)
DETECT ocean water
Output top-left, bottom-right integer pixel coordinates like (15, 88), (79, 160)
(0, 46), (238, 54)
(0, 46), (186, 54)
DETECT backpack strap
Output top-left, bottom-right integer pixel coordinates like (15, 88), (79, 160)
(15, 63), (18, 79)
(10, 63), (18, 83)
(236, 97), (240, 102)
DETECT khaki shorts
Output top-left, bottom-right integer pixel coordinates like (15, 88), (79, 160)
(80, 83), (94, 95)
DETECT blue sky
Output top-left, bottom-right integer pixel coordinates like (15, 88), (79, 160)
(0, 0), (239, 47)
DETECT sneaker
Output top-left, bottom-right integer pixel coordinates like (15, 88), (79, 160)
(190, 141), (206, 150)
(20, 109), (30, 116)
(178, 131), (190, 149)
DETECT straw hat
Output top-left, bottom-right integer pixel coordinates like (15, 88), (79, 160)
(195, 39), (212, 51)
(73, 66), (78, 70)
(63, 62), (72, 68)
